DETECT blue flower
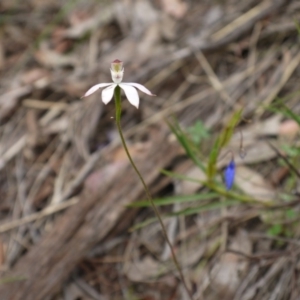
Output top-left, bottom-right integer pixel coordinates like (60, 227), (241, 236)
(224, 159), (235, 190)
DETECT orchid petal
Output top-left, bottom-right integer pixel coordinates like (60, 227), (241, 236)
(122, 82), (155, 96)
(82, 83), (113, 98)
(102, 84), (117, 104)
(119, 84), (139, 108)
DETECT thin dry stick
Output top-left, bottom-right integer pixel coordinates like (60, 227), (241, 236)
(210, 0), (273, 42)
(0, 197), (78, 233)
(256, 50), (300, 118)
(195, 51), (232, 107)
(114, 86), (195, 300)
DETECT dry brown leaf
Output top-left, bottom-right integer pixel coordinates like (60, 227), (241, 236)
(160, 0), (188, 19)
(125, 256), (163, 281)
(136, 24), (162, 60)
(34, 43), (77, 68)
(100, 1), (162, 68)
(279, 119), (299, 138)
(62, 7), (114, 39)
(61, 282), (89, 300)
(20, 68), (50, 88)
(160, 14), (177, 41)
(131, 0), (159, 37)
(0, 86), (32, 120)
(178, 166), (205, 195)
(177, 238), (206, 266)
(84, 160), (127, 193)
(101, 38), (136, 68)
(111, 138), (153, 162)
(220, 140), (277, 167)
(228, 115), (282, 150)
(42, 116), (68, 135)
(235, 165), (276, 201)
(210, 230), (252, 297)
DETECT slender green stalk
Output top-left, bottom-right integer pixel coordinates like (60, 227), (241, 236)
(114, 86), (195, 300)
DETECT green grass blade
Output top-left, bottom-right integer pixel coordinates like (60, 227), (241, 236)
(130, 200), (239, 231)
(169, 200), (239, 217)
(206, 109), (242, 180)
(160, 169), (202, 184)
(167, 120), (205, 171)
(129, 192), (218, 207)
(269, 99), (300, 126)
(0, 276), (27, 285)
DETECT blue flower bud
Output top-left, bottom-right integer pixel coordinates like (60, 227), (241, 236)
(224, 159), (235, 190)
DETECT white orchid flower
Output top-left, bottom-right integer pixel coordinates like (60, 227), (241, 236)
(82, 59), (155, 108)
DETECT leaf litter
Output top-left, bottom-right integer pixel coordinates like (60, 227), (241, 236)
(0, 0), (300, 299)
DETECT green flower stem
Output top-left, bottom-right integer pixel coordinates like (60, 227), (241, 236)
(114, 86), (194, 300)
